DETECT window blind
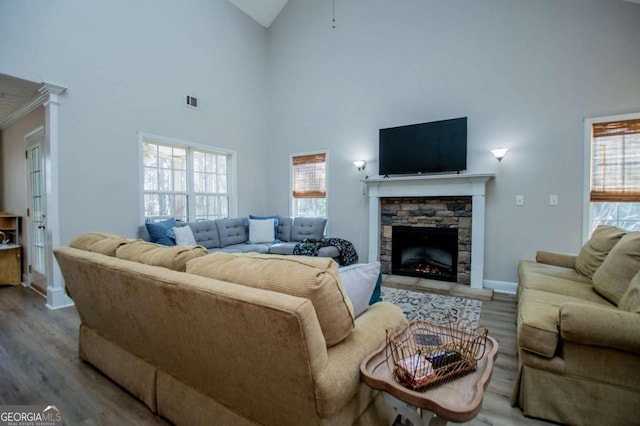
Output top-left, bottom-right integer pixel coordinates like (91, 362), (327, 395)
(591, 118), (640, 202)
(292, 153), (326, 198)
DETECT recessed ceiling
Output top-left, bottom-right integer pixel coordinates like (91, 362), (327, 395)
(227, 0), (289, 28)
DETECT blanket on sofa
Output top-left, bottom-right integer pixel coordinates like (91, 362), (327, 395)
(293, 238), (358, 266)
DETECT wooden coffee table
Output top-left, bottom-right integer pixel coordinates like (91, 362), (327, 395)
(360, 325), (499, 426)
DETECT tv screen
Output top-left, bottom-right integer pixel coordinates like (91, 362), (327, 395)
(379, 117), (467, 175)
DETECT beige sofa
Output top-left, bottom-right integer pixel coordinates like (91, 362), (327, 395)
(54, 233), (406, 426)
(512, 225), (640, 425)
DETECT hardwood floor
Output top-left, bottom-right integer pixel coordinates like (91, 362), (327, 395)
(0, 285), (555, 425)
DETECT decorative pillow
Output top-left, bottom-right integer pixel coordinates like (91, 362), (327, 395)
(145, 218), (177, 246)
(249, 215), (280, 242)
(369, 272), (383, 305)
(248, 218), (276, 244)
(339, 262), (381, 318)
(168, 225), (197, 246)
(186, 252), (355, 346)
(116, 240), (207, 272)
(619, 270), (640, 313)
(575, 225), (626, 278)
(592, 232), (640, 305)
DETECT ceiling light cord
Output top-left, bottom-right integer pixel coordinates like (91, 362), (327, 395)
(332, 0), (336, 28)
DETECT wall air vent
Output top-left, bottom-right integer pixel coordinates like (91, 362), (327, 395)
(186, 95), (199, 109)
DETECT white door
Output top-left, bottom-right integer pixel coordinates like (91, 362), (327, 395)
(25, 128), (48, 291)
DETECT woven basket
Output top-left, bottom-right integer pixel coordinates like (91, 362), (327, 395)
(385, 317), (488, 391)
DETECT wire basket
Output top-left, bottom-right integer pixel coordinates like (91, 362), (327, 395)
(385, 316), (488, 391)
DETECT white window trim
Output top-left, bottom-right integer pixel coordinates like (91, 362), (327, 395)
(138, 132), (238, 223)
(290, 149), (329, 227)
(583, 112), (640, 242)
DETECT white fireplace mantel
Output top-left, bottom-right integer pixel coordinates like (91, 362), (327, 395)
(364, 173), (494, 289)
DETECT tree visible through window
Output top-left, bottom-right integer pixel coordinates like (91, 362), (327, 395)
(143, 138), (229, 222)
(292, 152), (327, 218)
(588, 115), (640, 232)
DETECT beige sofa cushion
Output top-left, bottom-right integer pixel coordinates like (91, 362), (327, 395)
(619, 270), (640, 313)
(186, 252), (355, 346)
(575, 225), (626, 278)
(592, 232), (640, 305)
(518, 298), (559, 358)
(116, 240), (207, 272)
(69, 232), (130, 256)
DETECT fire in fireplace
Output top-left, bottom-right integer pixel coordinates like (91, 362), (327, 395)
(391, 226), (458, 282)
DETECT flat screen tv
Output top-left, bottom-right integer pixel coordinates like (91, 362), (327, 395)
(379, 117), (467, 176)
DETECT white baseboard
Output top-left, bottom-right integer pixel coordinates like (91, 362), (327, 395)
(484, 280), (517, 294)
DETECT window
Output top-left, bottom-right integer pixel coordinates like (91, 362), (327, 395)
(142, 135), (233, 222)
(585, 114), (640, 236)
(291, 152), (327, 218)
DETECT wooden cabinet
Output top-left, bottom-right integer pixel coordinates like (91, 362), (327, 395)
(0, 213), (21, 285)
(0, 246), (21, 285)
(0, 213), (19, 245)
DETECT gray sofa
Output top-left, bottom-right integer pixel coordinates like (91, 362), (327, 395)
(139, 216), (340, 258)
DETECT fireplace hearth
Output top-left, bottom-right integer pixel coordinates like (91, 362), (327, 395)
(392, 226), (458, 282)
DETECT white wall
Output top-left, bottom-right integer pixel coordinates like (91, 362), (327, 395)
(0, 0), (269, 243)
(266, 0), (640, 282)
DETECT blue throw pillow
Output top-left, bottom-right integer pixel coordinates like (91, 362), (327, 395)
(248, 215), (281, 243)
(145, 217), (177, 246)
(368, 272), (383, 305)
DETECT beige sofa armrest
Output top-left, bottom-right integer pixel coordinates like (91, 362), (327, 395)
(314, 301), (406, 416)
(560, 302), (640, 355)
(536, 251), (577, 269)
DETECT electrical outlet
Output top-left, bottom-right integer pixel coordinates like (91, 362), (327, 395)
(516, 195), (524, 206)
(549, 195), (558, 206)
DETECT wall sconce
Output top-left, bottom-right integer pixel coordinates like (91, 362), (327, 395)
(352, 160), (367, 172)
(491, 148), (508, 162)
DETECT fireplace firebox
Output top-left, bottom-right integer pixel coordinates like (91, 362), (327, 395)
(391, 226), (458, 282)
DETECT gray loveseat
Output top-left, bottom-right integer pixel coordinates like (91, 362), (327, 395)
(139, 216), (340, 259)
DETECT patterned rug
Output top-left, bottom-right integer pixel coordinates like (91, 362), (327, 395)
(381, 286), (482, 331)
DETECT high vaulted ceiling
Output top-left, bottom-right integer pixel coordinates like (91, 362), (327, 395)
(2, 0), (639, 129)
(227, 0), (289, 28)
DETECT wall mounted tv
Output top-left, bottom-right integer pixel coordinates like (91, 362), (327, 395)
(378, 117), (467, 176)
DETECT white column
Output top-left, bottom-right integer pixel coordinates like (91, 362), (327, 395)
(470, 192), (486, 290)
(40, 82), (74, 310)
(367, 188), (380, 264)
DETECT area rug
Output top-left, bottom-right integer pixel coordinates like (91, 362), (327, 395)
(381, 286), (482, 331)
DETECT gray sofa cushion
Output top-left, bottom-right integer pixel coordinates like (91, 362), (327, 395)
(210, 243), (270, 254)
(291, 217), (326, 241)
(138, 225), (151, 242)
(277, 217), (293, 242)
(269, 242), (339, 258)
(268, 243), (296, 255)
(215, 218), (248, 247)
(189, 220), (220, 249)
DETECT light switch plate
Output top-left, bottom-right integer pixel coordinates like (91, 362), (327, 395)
(516, 195), (524, 206)
(549, 195), (558, 206)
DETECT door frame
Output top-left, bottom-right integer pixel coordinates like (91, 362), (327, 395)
(24, 126), (47, 292)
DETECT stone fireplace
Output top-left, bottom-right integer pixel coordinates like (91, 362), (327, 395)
(381, 197), (471, 284)
(364, 173), (493, 289)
